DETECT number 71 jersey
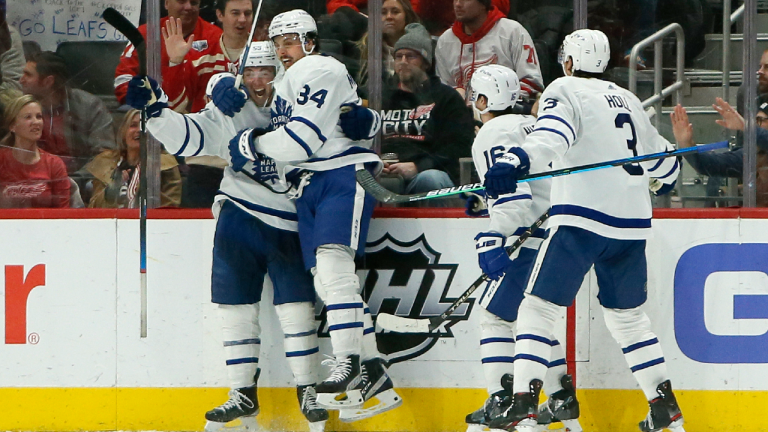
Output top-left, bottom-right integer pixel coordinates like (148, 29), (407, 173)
(521, 76), (679, 240)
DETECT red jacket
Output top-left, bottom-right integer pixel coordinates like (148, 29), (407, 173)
(326, 0), (510, 34)
(113, 16), (222, 112)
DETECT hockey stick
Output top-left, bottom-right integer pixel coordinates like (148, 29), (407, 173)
(376, 210), (550, 333)
(103, 7), (148, 338)
(233, 0), (264, 88)
(359, 141), (729, 204)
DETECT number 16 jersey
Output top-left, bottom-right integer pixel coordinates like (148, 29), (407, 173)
(520, 76), (680, 240)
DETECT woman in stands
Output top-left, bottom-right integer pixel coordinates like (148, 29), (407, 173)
(85, 109), (181, 208)
(0, 94), (70, 208)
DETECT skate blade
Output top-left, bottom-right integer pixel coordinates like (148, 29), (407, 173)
(308, 420), (326, 432)
(465, 423), (488, 432)
(204, 415), (259, 432)
(338, 389), (403, 422)
(316, 389), (364, 409)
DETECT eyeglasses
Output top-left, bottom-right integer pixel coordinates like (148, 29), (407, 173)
(758, 116), (767, 127)
(395, 52), (421, 62)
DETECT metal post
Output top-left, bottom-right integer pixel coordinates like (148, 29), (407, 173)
(743, 0), (758, 207)
(654, 39), (663, 130)
(145, 0), (162, 208)
(573, 0), (587, 30)
(368, 0), (383, 154)
(723, 0), (731, 102)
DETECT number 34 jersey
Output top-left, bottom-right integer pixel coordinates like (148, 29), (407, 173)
(254, 54), (381, 181)
(521, 76), (680, 240)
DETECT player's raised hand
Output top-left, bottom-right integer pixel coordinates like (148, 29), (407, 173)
(670, 104), (694, 148)
(163, 17), (195, 65)
(126, 75), (168, 118)
(713, 97), (746, 131)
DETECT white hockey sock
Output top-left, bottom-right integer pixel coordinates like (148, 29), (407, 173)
(603, 307), (668, 400)
(513, 295), (562, 394)
(316, 244), (363, 357)
(220, 303), (261, 389)
(362, 304), (380, 361)
(275, 301), (321, 386)
(478, 307), (516, 395)
(543, 337), (567, 396)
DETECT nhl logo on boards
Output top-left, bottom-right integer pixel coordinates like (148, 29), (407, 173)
(316, 234), (473, 364)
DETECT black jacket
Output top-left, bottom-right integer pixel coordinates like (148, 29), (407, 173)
(380, 75), (475, 182)
(684, 128), (768, 178)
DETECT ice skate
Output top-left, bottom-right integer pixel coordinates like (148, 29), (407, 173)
(297, 384), (328, 432)
(537, 375), (582, 432)
(465, 373), (513, 432)
(488, 379), (542, 432)
(339, 357), (403, 422)
(204, 385), (259, 432)
(639, 380), (685, 432)
(316, 354), (365, 409)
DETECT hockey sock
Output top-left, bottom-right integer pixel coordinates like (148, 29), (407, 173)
(603, 306), (668, 401)
(219, 303), (261, 389)
(513, 295), (561, 394)
(316, 244), (364, 357)
(543, 337), (567, 396)
(478, 307), (516, 395)
(275, 301), (321, 386)
(362, 303), (380, 361)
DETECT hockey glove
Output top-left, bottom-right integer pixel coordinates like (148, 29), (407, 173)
(126, 75), (168, 119)
(228, 127), (270, 173)
(475, 231), (511, 280)
(211, 74), (247, 117)
(484, 147), (530, 199)
(339, 103), (381, 141)
(463, 191), (488, 217)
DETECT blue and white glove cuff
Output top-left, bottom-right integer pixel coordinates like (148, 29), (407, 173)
(238, 129), (257, 162)
(475, 232), (505, 253)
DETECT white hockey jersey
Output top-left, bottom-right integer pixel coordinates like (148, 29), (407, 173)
(254, 54), (381, 182)
(147, 101), (299, 232)
(436, 18), (544, 98)
(521, 76), (680, 240)
(473, 114), (551, 250)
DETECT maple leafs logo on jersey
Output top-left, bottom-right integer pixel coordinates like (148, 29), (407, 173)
(314, 234), (474, 364)
(271, 95), (293, 129)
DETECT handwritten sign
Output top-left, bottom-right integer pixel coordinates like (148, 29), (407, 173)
(8, 0), (141, 51)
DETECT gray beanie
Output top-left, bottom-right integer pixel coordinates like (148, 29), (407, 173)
(394, 23), (433, 66)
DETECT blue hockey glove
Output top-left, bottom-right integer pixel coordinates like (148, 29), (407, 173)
(228, 127), (269, 172)
(474, 231), (511, 280)
(339, 103), (381, 140)
(211, 74), (247, 117)
(463, 191), (488, 217)
(126, 75), (168, 118)
(484, 147), (530, 199)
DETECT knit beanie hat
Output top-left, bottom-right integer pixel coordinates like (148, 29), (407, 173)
(394, 23), (434, 66)
(759, 96), (768, 116)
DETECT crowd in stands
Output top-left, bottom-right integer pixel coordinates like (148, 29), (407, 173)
(0, 0), (759, 209)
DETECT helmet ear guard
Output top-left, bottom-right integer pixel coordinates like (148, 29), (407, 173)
(469, 65), (521, 114)
(558, 29), (611, 75)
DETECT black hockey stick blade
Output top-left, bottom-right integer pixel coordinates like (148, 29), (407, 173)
(359, 141), (728, 204)
(377, 210), (550, 333)
(102, 8), (146, 75)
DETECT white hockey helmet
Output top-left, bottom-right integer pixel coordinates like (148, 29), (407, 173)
(268, 9), (318, 55)
(469, 65), (521, 114)
(243, 41), (280, 70)
(558, 29), (610, 75)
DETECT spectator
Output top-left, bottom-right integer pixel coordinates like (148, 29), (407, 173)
(85, 109), (182, 208)
(166, 0), (256, 113)
(0, 94), (69, 208)
(19, 52), (115, 174)
(380, 23), (475, 196)
(672, 98), (768, 206)
(435, 0), (542, 104)
(114, 0), (222, 111)
(0, 19), (23, 95)
(357, 0), (420, 91)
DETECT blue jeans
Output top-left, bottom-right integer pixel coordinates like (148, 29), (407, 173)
(404, 169), (454, 193)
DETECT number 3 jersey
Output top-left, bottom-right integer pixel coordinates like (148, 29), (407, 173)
(472, 114), (551, 250)
(254, 54), (381, 181)
(521, 76), (680, 240)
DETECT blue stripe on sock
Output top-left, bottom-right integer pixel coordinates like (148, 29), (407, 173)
(328, 322), (364, 331)
(364, 327), (375, 335)
(549, 358), (566, 367)
(622, 338), (659, 354)
(482, 356), (516, 364)
(286, 347), (320, 357)
(516, 334), (556, 346)
(630, 357), (665, 372)
(284, 329), (317, 338)
(480, 337), (516, 345)
(514, 353), (550, 366)
(226, 357), (259, 365)
(223, 338), (261, 347)
(326, 302), (364, 311)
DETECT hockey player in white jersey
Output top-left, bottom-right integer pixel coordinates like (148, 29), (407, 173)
(211, 9), (402, 420)
(466, 65), (581, 432)
(124, 42), (329, 432)
(483, 30), (685, 432)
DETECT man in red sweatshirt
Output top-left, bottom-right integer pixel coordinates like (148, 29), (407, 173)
(435, 0), (542, 102)
(113, 0), (222, 111)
